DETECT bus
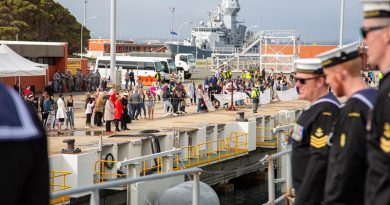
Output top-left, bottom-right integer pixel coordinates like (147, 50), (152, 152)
(151, 57), (177, 82)
(95, 56), (164, 86)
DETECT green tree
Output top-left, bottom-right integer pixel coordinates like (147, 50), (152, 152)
(0, 0), (90, 54)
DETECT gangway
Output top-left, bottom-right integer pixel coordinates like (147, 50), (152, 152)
(212, 30), (300, 73)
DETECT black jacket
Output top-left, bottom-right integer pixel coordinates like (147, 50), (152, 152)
(324, 88), (377, 205)
(292, 93), (340, 205)
(365, 72), (390, 205)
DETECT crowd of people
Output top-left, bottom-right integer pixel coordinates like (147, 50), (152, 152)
(51, 69), (104, 93)
(18, 62), (385, 137)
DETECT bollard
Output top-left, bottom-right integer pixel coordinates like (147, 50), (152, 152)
(236, 112), (248, 122)
(61, 139), (81, 154)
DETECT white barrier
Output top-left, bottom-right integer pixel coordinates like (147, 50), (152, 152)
(213, 92), (249, 105)
(260, 89), (271, 105)
(212, 88), (297, 106)
(276, 88), (298, 101)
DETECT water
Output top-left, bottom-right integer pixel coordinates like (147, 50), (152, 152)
(217, 173), (269, 205)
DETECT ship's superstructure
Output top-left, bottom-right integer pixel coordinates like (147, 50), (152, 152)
(166, 0), (247, 57)
(189, 0), (246, 49)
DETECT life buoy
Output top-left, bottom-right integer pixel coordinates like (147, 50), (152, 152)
(104, 153), (115, 169)
(225, 82), (238, 94)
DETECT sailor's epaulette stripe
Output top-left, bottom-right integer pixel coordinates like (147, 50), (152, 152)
(310, 135), (328, 149)
(340, 133), (346, 148)
(381, 122), (390, 153)
(380, 137), (390, 153)
(348, 112), (361, 118)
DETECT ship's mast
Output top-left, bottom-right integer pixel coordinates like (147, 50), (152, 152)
(221, 0), (240, 32)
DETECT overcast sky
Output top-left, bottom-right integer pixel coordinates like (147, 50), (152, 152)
(56, 0), (363, 44)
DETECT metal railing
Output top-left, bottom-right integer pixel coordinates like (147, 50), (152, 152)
(256, 126), (277, 148)
(176, 132), (249, 169)
(261, 149), (293, 205)
(50, 168), (203, 205)
(240, 33), (262, 54)
(118, 149), (182, 176)
(50, 170), (72, 205)
(94, 149), (182, 182)
(94, 160), (125, 183)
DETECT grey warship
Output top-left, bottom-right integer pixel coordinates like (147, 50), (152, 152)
(165, 0), (247, 58)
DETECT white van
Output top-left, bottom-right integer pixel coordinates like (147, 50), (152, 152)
(151, 57), (177, 82)
(175, 53), (196, 79)
(95, 56), (163, 86)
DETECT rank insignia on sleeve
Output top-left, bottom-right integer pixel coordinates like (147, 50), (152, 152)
(322, 112), (332, 116)
(340, 133), (346, 148)
(310, 128), (327, 148)
(380, 123), (390, 153)
(315, 128), (324, 137)
(348, 112), (360, 118)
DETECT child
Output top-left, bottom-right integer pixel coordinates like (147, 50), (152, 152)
(85, 98), (94, 128)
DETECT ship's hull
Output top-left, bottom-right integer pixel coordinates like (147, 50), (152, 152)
(165, 43), (213, 58)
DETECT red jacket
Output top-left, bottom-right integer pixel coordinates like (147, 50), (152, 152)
(114, 99), (123, 120)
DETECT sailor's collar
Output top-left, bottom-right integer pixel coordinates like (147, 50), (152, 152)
(310, 92), (341, 108)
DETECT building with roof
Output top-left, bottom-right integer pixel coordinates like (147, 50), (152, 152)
(0, 41), (87, 92)
(87, 39), (166, 57)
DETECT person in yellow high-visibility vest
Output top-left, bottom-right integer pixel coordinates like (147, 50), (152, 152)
(227, 69), (233, 80)
(251, 85), (260, 113)
(155, 71), (162, 83)
(378, 71), (384, 83)
(246, 71), (252, 81)
(241, 70), (246, 79)
(254, 70), (261, 81)
(222, 69), (228, 80)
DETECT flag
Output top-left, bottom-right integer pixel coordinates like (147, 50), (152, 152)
(170, 31), (178, 35)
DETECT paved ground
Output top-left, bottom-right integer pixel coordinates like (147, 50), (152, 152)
(47, 68), (309, 155)
(47, 91), (308, 155)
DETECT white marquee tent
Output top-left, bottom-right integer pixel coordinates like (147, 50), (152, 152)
(0, 43), (48, 78)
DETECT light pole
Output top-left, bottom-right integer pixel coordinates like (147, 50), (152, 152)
(110, 0), (117, 85)
(177, 21), (193, 54)
(339, 0), (345, 47)
(80, 15), (98, 58)
(169, 7), (175, 43)
(80, 0), (87, 59)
